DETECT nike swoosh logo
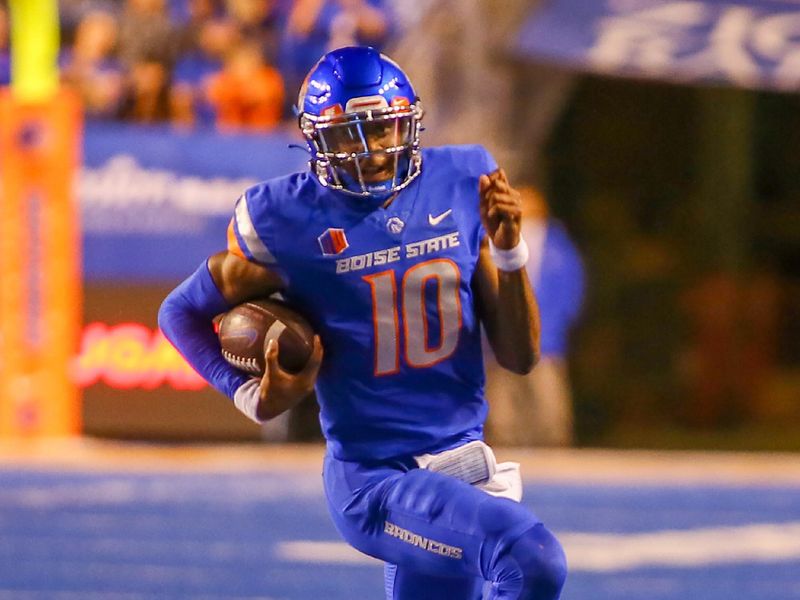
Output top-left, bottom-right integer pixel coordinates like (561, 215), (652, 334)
(428, 209), (452, 226)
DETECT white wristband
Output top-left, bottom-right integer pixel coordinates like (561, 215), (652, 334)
(233, 378), (265, 424)
(489, 238), (529, 272)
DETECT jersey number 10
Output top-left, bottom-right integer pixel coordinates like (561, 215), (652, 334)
(363, 259), (462, 375)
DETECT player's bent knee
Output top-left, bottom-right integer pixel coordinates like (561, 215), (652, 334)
(495, 524), (567, 600)
(478, 495), (537, 535)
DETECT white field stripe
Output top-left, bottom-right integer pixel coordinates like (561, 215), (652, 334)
(277, 541), (379, 565)
(0, 593), (278, 600)
(275, 521), (800, 572)
(561, 522), (800, 572)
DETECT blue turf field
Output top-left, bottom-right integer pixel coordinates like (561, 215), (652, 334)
(1, 465), (799, 599)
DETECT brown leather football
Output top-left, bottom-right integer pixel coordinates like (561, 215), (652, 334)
(218, 298), (315, 377)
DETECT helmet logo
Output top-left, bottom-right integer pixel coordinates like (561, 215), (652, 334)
(321, 104), (344, 118)
(345, 95), (389, 112)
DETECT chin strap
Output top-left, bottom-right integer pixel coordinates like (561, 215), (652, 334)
(333, 171), (397, 208)
(288, 143), (310, 155)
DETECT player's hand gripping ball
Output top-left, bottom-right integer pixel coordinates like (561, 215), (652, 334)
(218, 299), (315, 377)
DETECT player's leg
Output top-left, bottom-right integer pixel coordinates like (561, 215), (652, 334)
(383, 563), (484, 600)
(323, 454), (567, 599)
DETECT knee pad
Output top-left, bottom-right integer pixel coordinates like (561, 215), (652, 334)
(492, 524), (567, 600)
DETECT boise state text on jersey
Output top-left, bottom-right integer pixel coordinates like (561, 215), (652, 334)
(227, 145), (497, 460)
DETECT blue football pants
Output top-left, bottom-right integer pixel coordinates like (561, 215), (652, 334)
(323, 453), (567, 599)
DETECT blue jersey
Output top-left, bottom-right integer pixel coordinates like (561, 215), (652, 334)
(228, 145), (497, 460)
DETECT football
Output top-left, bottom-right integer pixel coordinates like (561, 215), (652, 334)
(218, 298), (315, 377)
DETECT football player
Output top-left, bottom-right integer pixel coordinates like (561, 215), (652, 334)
(159, 46), (567, 599)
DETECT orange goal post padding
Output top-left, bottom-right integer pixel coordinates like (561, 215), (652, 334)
(0, 89), (83, 437)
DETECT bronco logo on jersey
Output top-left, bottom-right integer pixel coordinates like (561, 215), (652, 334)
(318, 228), (349, 255)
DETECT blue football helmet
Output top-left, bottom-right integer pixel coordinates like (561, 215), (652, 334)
(297, 46), (424, 201)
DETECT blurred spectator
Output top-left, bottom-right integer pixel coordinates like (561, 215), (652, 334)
(384, 0), (433, 33)
(172, 0), (222, 54)
(118, 0), (177, 69)
(118, 55), (171, 122)
(59, 0), (118, 46)
(171, 17), (239, 127)
(279, 0), (392, 104)
(205, 39), (284, 130)
(170, 0), (220, 26)
(61, 10), (125, 119)
(0, 2), (9, 87)
(485, 187), (586, 446)
(225, 0), (283, 63)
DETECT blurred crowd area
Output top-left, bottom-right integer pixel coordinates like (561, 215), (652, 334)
(0, 0), (422, 129)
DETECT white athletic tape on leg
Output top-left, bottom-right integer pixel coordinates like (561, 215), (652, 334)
(415, 440), (496, 486)
(415, 442), (523, 502)
(477, 462), (523, 502)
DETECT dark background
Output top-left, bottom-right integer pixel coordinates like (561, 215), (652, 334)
(546, 78), (800, 450)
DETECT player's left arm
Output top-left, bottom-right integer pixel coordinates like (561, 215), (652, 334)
(473, 168), (541, 375)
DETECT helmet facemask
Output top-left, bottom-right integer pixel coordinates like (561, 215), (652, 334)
(300, 103), (424, 200)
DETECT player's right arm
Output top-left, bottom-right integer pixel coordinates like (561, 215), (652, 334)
(206, 250), (323, 421)
(207, 249), (284, 306)
(158, 209), (321, 422)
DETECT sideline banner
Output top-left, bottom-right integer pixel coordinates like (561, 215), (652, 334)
(517, 0), (800, 90)
(74, 125), (307, 439)
(80, 123), (309, 281)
